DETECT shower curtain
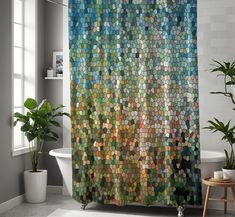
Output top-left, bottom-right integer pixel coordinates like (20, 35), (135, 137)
(69, 0), (201, 206)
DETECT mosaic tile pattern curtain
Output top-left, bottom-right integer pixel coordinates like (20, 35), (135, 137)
(69, 0), (202, 206)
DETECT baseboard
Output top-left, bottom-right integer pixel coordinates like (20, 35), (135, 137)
(0, 194), (24, 215)
(47, 185), (63, 195)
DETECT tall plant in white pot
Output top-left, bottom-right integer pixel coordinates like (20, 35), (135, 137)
(205, 61), (235, 182)
(14, 98), (69, 203)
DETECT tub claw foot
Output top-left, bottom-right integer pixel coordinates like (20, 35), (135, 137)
(177, 206), (184, 217)
(81, 203), (87, 210)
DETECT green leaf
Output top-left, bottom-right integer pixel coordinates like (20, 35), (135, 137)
(226, 81), (235, 85)
(51, 131), (59, 138)
(44, 135), (57, 141)
(53, 112), (70, 118)
(40, 101), (52, 112)
(204, 118), (235, 146)
(52, 104), (65, 111)
(62, 112), (70, 117)
(14, 112), (26, 119)
(21, 124), (30, 132)
(35, 118), (48, 127)
(210, 91), (227, 95)
(26, 133), (36, 142)
(213, 60), (224, 67)
(224, 150), (230, 164)
(225, 62), (230, 69)
(24, 98), (37, 110)
(14, 120), (18, 126)
(50, 120), (60, 127)
(37, 99), (47, 110)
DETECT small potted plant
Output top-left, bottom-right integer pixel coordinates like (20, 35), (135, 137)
(205, 60), (235, 181)
(14, 98), (69, 203)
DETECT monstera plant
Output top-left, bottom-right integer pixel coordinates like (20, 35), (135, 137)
(205, 61), (235, 181)
(14, 98), (70, 203)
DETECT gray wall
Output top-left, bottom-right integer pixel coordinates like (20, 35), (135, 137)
(0, 0), (45, 204)
(37, 0), (46, 102)
(42, 0), (63, 186)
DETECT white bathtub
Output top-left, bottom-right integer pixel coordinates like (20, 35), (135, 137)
(49, 148), (226, 208)
(49, 148), (72, 195)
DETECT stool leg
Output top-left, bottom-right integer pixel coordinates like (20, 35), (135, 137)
(224, 187), (227, 214)
(203, 186), (211, 217)
(232, 187), (235, 206)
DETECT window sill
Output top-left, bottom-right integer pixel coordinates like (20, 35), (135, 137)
(12, 146), (30, 157)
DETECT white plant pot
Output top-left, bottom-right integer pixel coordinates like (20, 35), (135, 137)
(222, 168), (235, 182)
(24, 169), (47, 203)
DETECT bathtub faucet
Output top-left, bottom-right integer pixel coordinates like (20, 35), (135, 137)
(177, 206), (184, 217)
(81, 202), (88, 210)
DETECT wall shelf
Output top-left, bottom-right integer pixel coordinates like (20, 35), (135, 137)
(45, 77), (63, 80)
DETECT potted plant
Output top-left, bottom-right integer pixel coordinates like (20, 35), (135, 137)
(205, 60), (235, 181)
(14, 98), (69, 203)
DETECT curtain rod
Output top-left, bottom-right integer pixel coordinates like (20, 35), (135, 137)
(46, 0), (68, 7)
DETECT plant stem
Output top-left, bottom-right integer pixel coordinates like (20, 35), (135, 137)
(224, 74), (235, 106)
(31, 139), (41, 172)
(32, 150), (38, 172)
(225, 75), (228, 93)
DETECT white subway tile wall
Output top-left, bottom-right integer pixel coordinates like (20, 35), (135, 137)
(198, 0), (235, 156)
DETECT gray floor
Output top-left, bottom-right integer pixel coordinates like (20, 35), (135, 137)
(0, 194), (235, 217)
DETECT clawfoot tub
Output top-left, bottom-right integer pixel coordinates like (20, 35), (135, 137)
(49, 148), (226, 213)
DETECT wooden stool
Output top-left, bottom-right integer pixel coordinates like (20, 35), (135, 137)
(202, 177), (235, 217)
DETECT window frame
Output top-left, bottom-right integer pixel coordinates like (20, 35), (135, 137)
(12, 0), (38, 156)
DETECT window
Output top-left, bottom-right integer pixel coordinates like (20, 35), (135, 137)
(12, 0), (37, 156)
